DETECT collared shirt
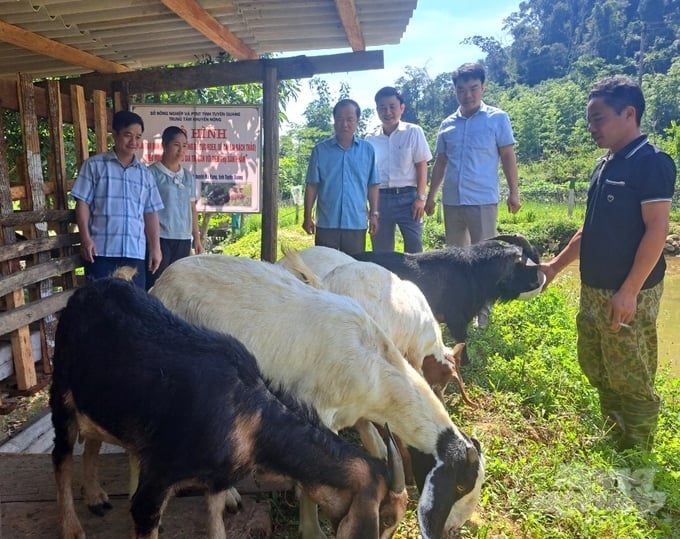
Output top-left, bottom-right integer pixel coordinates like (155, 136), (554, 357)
(435, 101), (515, 206)
(581, 135), (676, 290)
(365, 121), (432, 189)
(71, 151), (164, 259)
(149, 162), (196, 240)
(305, 135), (378, 230)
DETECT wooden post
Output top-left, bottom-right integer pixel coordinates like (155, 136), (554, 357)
(70, 84), (89, 167)
(47, 81), (75, 306)
(260, 64), (279, 262)
(15, 73), (52, 390)
(112, 80), (130, 112)
(92, 89), (109, 153)
(0, 102), (24, 408)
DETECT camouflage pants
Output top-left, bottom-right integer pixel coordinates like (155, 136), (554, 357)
(576, 282), (663, 450)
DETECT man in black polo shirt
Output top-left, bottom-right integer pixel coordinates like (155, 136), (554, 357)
(540, 75), (676, 451)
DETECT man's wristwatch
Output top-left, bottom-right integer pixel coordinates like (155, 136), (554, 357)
(370, 211), (380, 218)
(417, 193), (427, 201)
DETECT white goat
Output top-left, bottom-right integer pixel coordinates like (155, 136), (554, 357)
(151, 254), (484, 539)
(278, 246), (475, 406)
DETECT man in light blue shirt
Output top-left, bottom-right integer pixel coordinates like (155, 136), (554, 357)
(303, 99), (380, 255)
(72, 110), (164, 289)
(426, 62), (521, 328)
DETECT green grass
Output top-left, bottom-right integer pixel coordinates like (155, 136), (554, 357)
(220, 208), (680, 538)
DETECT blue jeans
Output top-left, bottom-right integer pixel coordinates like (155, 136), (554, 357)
(371, 189), (423, 253)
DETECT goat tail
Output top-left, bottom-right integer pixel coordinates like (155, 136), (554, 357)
(112, 266), (138, 281)
(278, 248), (323, 289)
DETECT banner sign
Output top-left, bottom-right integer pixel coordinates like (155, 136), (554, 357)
(131, 104), (261, 213)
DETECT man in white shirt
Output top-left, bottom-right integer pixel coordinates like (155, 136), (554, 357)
(366, 87), (432, 253)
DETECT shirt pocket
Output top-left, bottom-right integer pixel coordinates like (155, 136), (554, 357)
(396, 146), (414, 171)
(600, 179), (638, 227)
(466, 126), (495, 150)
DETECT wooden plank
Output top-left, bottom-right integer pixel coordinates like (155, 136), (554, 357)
(48, 81), (78, 295)
(13, 74), (42, 390)
(0, 20), (132, 75)
(0, 107), (16, 409)
(70, 84), (89, 169)
(18, 73), (56, 385)
(9, 180), (75, 203)
(0, 330), (41, 382)
(160, 0), (257, 60)
(0, 233), (80, 264)
(0, 209), (73, 227)
(335, 0), (365, 51)
(46, 81), (68, 212)
(92, 89), (109, 153)
(0, 78), (98, 126)
(0, 289), (75, 336)
(1, 495), (271, 539)
(0, 254), (81, 297)
(66, 51), (384, 96)
(112, 80), (129, 113)
(0, 453), (292, 503)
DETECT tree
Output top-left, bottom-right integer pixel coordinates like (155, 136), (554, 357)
(462, 36), (510, 85)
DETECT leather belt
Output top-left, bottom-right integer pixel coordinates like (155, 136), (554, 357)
(380, 186), (416, 194)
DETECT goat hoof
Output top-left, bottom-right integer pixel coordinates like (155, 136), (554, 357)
(88, 500), (113, 516)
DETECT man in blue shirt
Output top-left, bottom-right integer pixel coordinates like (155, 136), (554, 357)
(72, 110), (164, 289)
(426, 62), (521, 328)
(303, 99), (380, 255)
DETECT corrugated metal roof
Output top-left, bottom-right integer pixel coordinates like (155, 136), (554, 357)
(0, 0), (417, 79)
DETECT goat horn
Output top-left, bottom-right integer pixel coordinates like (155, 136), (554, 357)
(383, 423), (406, 494)
(487, 234), (539, 263)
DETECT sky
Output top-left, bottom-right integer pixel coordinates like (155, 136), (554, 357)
(281, 0), (522, 129)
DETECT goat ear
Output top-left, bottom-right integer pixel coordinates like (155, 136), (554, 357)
(471, 437), (482, 454)
(335, 495), (379, 539)
(466, 444), (479, 464)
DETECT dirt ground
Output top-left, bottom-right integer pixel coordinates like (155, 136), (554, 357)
(0, 378), (50, 444)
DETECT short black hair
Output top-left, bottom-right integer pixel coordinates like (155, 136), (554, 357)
(588, 75), (645, 126)
(112, 110), (144, 132)
(333, 99), (361, 119)
(374, 86), (404, 105)
(451, 62), (486, 85)
(161, 126), (187, 146)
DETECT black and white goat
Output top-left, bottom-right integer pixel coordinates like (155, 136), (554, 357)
(354, 234), (545, 363)
(50, 276), (407, 539)
(151, 254), (485, 539)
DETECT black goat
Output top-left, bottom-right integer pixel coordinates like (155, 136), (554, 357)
(354, 234), (544, 364)
(50, 277), (407, 539)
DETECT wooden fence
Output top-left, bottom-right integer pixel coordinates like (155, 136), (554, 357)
(0, 74), (114, 410)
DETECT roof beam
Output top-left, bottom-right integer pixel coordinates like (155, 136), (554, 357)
(61, 51), (384, 97)
(334, 0), (365, 51)
(160, 0), (258, 60)
(0, 19), (132, 75)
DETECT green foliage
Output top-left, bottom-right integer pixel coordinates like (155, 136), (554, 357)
(500, 0), (679, 86)
(452, 276), (680, 538)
